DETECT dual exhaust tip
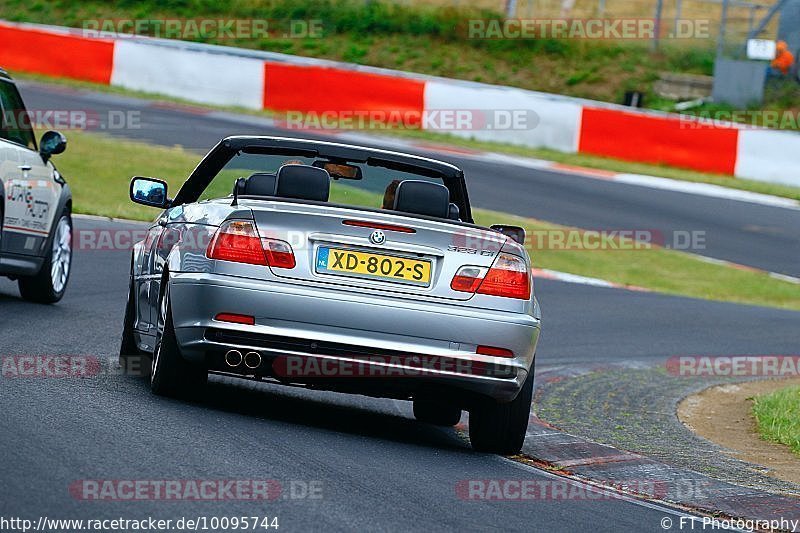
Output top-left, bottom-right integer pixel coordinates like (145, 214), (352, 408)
(224, 349), (261, 370)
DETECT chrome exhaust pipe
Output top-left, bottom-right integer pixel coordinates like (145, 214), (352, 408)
(244, 351), (262, 369)
(224, 349), (243, 368)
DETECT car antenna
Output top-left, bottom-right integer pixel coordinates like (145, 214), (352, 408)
(231, 177), (245, 206)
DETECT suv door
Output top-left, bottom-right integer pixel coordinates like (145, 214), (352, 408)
(0, 78), (60, 256)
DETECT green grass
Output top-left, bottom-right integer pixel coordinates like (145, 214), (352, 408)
(56, 129), (800, 310)
(753, 385), (800, 455)
(15, 71), (800, 203)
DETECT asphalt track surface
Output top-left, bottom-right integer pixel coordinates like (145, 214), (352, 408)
(1, 81), (799, 531)
(0, 219), (707, 532)
(19, 81), (800, 276)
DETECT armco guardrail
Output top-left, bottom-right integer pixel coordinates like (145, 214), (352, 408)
(0, 20), (797, 187)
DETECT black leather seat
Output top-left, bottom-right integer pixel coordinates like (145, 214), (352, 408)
(274, 164), (330, 202)
(392, 180), (450, 219)
(240, 172), (277, 197)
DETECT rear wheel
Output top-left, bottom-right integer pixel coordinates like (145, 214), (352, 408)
(468, 368), (534, 454)
(413, 399), (461, 426)
(150, 281), (207, 398)
(18, 211), (72, 303)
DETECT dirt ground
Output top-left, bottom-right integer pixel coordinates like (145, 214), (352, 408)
(678, 378), (800, 486)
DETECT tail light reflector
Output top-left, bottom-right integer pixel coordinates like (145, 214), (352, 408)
(264, 239), (296, 269)
(214, 313), (255, 326)
(450, 266), (487, 293)
(476, 345), (514, 358)
(207, 220), (296, 269)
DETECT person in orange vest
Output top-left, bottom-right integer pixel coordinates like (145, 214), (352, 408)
(770, 40), (795, 76)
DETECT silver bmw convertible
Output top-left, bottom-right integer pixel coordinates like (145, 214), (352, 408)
(120, 136), (541, 454)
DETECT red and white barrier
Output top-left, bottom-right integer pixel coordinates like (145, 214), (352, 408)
(578, 106), (740, 175)
(424, 81), (581, 153)
(0, 20), (797, 187)
(0, 23), (114, 84)
(111, 40), (265, 109)
(736, 129), (800, 187)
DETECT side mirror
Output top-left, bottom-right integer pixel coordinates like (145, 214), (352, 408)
(491, 224), (525, 245)
(40, 130), (67, 161)
(130, 176), (170, 208)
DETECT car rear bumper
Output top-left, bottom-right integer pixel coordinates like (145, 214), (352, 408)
(169, 272), (540, 402)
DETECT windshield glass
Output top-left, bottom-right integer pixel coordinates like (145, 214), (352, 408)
(198, 152), (444, 211)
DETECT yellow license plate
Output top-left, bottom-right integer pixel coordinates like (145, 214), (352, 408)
(316, 247), (431, 286)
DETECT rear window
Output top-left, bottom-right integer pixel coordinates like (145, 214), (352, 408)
(198, 152), (444, 211)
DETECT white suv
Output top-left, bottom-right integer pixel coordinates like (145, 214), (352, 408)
(0, 68), (72, 303)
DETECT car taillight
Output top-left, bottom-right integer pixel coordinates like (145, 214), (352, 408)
(207, 220), (295, 269)
(207, 220), (266, 265)
(451, 252), (531, 300)
(478, 252), (531, 299)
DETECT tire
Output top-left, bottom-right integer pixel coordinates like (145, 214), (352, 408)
(119, 274), (150, 377)
(413, 399), (462, 426)
(468, 367), (534, 455)
(18, 211), (72, 304)
(150, 280), (207, 398)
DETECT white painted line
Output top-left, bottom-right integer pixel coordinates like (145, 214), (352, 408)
(770, 272), (800, 285)
(614, 173), (800, 210)
(688, 253), (800, 284)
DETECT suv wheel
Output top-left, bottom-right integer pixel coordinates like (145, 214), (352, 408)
(19, 211), (72, 303)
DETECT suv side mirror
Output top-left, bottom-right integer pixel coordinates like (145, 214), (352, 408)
(40, 130), (67, 161)
(130, 176), (170, 208)
(491, 224), (525, 245)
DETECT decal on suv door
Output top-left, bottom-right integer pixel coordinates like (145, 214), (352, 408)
(4, 178), (55, 236)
